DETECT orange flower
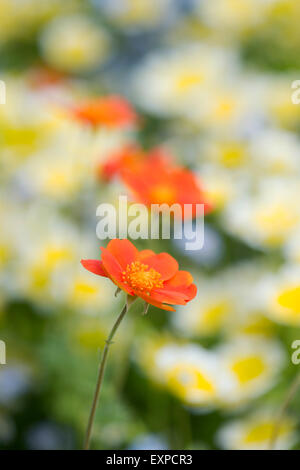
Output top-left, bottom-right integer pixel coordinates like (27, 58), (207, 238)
(71, 95), (138, 128)
(98, 144), (144, 181)
(81, 239), (197, 311)
(98, 145), (172, 181)
(119, 149), (213, 216)
(28, 66), (65, 89)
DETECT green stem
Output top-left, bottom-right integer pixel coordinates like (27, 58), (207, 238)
(270, 370), (300, 450)
(84, 298), (132, 450)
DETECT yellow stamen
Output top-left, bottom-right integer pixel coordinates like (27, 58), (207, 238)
(122, 261), (163, 294)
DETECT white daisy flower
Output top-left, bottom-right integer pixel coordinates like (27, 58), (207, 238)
(131, 44), (238, 118)
(223, 178), (300, 249)
(249, 128), (300, 176)
(258, 264), (300, 326)
(98, 0), (175, 31)
(216, 336), (285, 406)
(138, 340), (223, 408)
(196, 0), (277, 35)
(40, 15), (111, 73)
(217, 409), (297, 450)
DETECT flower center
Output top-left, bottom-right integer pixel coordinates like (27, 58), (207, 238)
(122, 261), (163, 294)
(149, 184), (176, 205)
(176, 73), (204, 92)
(277, 286), (300, 313)
(231, 356), (266, 385)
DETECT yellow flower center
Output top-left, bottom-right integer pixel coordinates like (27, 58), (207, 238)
(168, 364), (214, 393)
(149, 185), (176, 205)
(277, 286), (300, 313)
(43, 245), (73, 269)
(70, 280), (100, 306)
(231, 356), (266, 385)
(166, 364), (215, 404)
(122, 261), (163, 294)
(255, 204), (298, 244)
(214, 97), (237, 119)
(201, 300), (231, 332)
(176, 73), (204, 92)
(243, 422), (275, 444)
(219, 143), (246, 168)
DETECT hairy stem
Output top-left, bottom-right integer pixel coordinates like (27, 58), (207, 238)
(84, 298), (132, 450)
(269, 370), (300, 449)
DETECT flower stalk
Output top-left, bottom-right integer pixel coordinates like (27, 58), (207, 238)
(269, 370), (300, 449)
(83, 296), (135, 450)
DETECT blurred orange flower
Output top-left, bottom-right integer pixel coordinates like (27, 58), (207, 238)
(81, 239), (197, 311)
(98, 145), (212, 215)
(71, 95), (138, 128)
(119, 148), (213, 216)
(98, 144), (145, 181)
(28, 66), (65, 89)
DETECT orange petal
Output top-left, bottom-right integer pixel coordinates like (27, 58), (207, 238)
(101, 247), (135, 295)
(164, 270), (193, 288)
(137, 249), (155, 262)
(80, 259), (108, 277)
(142, 253), (178, 280)
(139, 293), (175, 311)
(178, 283), (197, 301)
(106, 239), (138, 269)
(156, 283), (197, 302)
(150, 289), (190, 305)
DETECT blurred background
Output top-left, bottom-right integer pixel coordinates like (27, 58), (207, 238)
(1, 0), (300, 450)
